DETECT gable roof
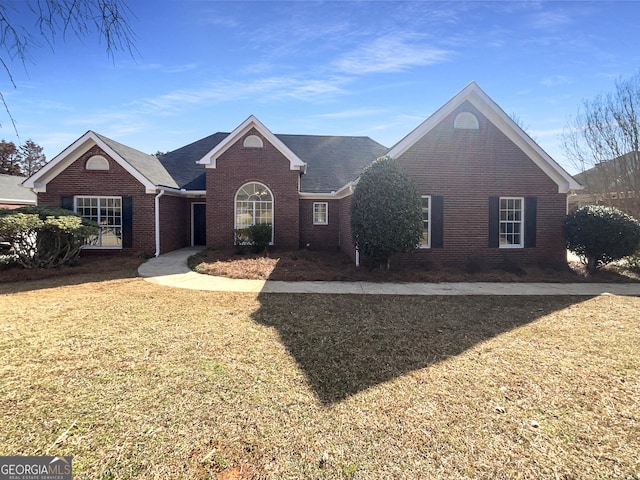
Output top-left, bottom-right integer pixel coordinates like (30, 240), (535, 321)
(386, 81), (583, 193)
(93, 133), (178, 189)
(159, 129), (387, 193)
(23, 131), (177, 193)
(158, 132), (228, 190)
(196, 115), (307, 171)
(0, 174), (36, 205)
(279, 134), (387, 193)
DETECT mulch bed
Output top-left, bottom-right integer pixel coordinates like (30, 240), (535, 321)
(189, 248), (640, 283)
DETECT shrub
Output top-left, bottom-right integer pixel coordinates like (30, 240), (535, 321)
(350, 156), (423, 269)
(248, 223), (272, 253)
(622, 250), (640, 273)
(0, 206), (98, 268)
(234, 224), (272, 254)
(564, 205), (640, 274)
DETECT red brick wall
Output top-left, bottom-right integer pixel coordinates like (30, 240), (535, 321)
(206, 128), (300, 249)
(37, 145), (157, 255)
(299, 199), (340, 248)
(392, 101), (567, 267)
(339, 195), (356, 259)
(159, 194), (191, 253)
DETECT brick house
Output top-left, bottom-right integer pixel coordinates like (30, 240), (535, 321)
(22, 82), (582, 267)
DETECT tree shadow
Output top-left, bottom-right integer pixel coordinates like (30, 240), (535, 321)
(251, 293), (591, 405)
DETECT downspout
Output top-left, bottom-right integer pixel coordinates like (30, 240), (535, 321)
(154, 189), (165, 257)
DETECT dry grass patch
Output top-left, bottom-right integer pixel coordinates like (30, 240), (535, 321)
(0, 271), (639, 478)
(189, 248), (640, 283)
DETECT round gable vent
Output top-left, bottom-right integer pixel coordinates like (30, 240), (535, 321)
(243, 135), (264, 148)
(86, 155), (110, 170)
(454, 112), (479, 130)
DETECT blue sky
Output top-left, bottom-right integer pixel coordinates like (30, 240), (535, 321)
(1, 1), (639, 174)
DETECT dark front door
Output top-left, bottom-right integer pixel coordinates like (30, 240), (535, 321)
(192, 203), (206, 246)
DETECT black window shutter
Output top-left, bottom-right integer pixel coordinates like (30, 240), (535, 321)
(61, 196), (74, 211)
(122, 197), (133, 248)
(431, 195), (444, 248)
(524, 196), (537, 248)
(488, 196), (500, 248)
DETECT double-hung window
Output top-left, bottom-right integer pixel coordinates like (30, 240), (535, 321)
(499, 197), (523, 248)
(75, 196), (123, 248)
(420, 195), (431, 248)
(313, 202), (328, 225)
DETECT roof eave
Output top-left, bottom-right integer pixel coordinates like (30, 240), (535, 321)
(197, 115), (307, 171)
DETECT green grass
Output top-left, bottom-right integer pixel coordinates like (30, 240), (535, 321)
(1, 270), (639, 479)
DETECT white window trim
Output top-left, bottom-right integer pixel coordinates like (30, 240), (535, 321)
(234, 182), (274, 244)
(499, 196), (524, 249)
(419, 195), (431, 248)
(74, 195), (123, 249)
(313, 202), (329, 225)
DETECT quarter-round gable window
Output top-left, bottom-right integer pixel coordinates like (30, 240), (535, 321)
(86, 155), (110, 170)
(454, 112), (479, 130)
(243, 135), (264, 148)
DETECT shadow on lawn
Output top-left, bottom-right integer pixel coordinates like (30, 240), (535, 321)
(252, 293), (591, 405)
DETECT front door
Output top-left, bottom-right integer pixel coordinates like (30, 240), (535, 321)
(192, 203), (206, 246)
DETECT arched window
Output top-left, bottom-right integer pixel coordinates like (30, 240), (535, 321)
(235, 182), (273, 239)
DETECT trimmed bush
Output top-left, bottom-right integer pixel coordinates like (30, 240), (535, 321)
(564, 205), (640, 274)
(248, 223), (272, 253)
(234, 224), (272, 254)
(350, 156), (423, 269)
(0, 206), (98, 268)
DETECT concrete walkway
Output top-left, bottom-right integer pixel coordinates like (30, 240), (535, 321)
(138, 247), (640, 296)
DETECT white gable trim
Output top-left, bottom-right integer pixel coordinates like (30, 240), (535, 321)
(386, 82), (582, 194)
(197, 115), (307, 172)
(22, 131), (158, 193)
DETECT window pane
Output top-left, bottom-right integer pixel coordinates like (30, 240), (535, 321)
(498, 197), (523, 247)
(421, 196), (430, 246)
(75, 197), (122, 248)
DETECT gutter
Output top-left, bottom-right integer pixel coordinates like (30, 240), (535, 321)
(154, 189), (165, 257)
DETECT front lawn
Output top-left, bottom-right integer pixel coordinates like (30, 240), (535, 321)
(0, 269), (639, 479)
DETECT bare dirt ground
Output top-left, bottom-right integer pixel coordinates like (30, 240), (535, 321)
(189, 248), (640, 283)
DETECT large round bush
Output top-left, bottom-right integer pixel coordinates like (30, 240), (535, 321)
(564, 205), (640, 274)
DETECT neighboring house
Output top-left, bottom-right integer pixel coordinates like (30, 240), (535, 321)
(22, 82), (582, 267)
(0, 174), (37, 209)
(569, 151), (640, 219)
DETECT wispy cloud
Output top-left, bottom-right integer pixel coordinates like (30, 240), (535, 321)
(315, 108), (385, 119)
(334, 34), (452, 74)
(132, 76), (350, 115)
(541, 75), (572, 87)
(136, 63), (199, 74)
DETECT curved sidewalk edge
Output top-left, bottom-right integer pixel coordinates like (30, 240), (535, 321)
(138, 247), (640, 296)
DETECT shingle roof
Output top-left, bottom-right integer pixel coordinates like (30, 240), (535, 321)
(573, 151), (639, 194)
(0, 174), (36, 204)
(94, 132), (179, 189)
(158, 132), (387, 193)
(158, 132), (229, 190)
(276, 134), (387, 193)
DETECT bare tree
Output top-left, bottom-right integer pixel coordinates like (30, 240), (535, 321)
(562, 72), (640, 219)
(0, 0), (135, 132)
